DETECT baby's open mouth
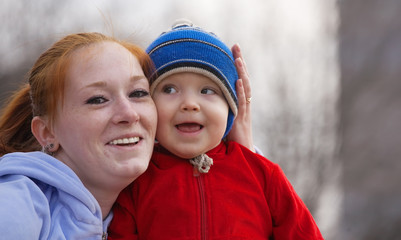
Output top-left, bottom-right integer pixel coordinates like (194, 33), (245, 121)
(176, 123), (203, 132)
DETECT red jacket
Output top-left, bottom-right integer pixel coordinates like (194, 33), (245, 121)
(109, 141), (323, 240)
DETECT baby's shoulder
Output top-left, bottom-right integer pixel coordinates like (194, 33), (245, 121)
(227, 141), (279, 170)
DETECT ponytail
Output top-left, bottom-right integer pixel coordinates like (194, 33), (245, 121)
(0, 84), (41, 156)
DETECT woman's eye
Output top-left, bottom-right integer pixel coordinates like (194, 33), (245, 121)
(86, 96), (108, 105)
(129, 89), (149, 98)
(162, 86), (177, 94)
(201, 88), (216, 95)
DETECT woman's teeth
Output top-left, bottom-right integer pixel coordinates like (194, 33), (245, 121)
(109, 137), (139, 145)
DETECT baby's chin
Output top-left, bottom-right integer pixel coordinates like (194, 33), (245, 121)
(172, 150), (201, 160)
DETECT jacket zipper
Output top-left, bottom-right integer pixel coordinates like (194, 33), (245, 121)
(194, 167), (207, 240)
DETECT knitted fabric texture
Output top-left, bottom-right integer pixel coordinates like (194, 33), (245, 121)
(189, 153), (213, 174)
(146, 21), (238, 138)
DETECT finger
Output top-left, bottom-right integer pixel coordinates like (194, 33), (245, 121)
(232, 43), (250, 76)
(232, 43), (241, 60)
(235, 57), (252, 103)
(236, 79), (246, 117)
(232, 44), (251, 97)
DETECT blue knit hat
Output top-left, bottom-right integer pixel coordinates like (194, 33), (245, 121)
(146, 20), (238, 138)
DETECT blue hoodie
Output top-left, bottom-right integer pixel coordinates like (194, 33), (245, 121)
(0, 151), (112, 239)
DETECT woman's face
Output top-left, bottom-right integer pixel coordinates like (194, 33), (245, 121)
(53, 41), (157, 190)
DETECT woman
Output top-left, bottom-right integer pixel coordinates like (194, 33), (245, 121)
(0, 32), (157, 239)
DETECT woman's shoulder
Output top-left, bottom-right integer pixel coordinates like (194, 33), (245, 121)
(0, 171), (49, 238)
(0, 152), (103, 238)
(0, 151), (96, 214)
(0, 153), (53, 211)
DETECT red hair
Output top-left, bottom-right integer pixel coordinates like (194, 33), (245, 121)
(0, 32), (154, 155)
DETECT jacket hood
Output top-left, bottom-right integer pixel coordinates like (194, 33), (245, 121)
(0, 151), (99, 215)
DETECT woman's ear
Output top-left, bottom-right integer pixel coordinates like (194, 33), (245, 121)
(31, 116), (59, 152)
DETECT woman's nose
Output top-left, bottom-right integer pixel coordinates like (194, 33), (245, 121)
(112, 98), (140, 124)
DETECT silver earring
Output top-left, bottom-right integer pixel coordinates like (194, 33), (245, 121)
(43, 143), (55, 156)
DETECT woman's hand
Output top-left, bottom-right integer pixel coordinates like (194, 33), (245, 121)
(226, 44), (255, 152)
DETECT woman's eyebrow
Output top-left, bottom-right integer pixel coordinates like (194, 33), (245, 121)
(84, 81), (107, 88)
(130, 75), (147, 82)
(78, 81), (107, 92)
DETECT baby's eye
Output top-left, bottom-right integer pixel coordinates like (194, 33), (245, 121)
(129, 89), (149, 98)
(86, 96), (108, 105)
(162, 85), (177, 94)
(201, 88), (216, 95)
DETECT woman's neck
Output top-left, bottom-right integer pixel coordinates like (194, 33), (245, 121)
(91, 188), (120, 220)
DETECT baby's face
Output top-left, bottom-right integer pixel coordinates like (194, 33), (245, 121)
(152, 72), (229, 159)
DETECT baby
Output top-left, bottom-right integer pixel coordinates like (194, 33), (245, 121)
(109, 21), (323, 240)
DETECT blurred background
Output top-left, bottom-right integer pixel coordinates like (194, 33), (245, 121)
(1, 0), (400, 239)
